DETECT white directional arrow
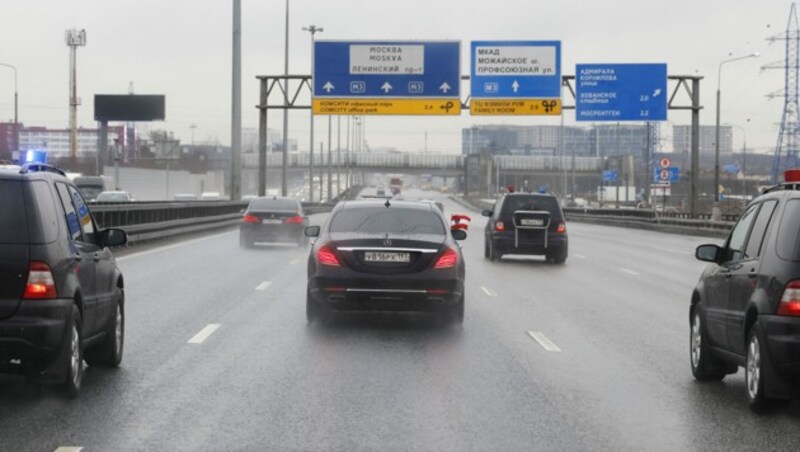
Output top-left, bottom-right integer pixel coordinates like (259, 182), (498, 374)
(439, 82), (451, 94)
(381, 82), (393, 93)
(652, 88), (662, 97)
(322, 82), (335, 93)
(512, 80), (520, 93)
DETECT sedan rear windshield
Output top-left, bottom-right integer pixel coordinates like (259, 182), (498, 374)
(501, 196), (561, 217)
(250, 199), (298, 211)
(0, 180), (28, 244)
(330, 206), (445, 235)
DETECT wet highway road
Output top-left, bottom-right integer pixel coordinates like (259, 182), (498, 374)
(1, 190), (799, 451)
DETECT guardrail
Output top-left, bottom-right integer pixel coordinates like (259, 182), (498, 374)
(89, 185), (364, 244)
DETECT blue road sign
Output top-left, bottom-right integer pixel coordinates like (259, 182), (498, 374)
(471, 41), (561, 98)
(576, 63), (667, 121)
(313, 41), (460, 98)
(602, 170), (619, 182)
(653, 166), (680, 182)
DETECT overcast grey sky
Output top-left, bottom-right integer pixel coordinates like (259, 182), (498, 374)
(0, 0), (792, 154)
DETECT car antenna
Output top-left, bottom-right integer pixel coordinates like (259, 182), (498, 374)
(384, 199), (391, 208)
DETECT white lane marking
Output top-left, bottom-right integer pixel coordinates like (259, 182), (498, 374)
(289, 258), (302, 265)
(620, 268), (641, 276)
(54, 448), (83, 452)
(480, 286), (498, 297)
(117, 231), (236, 262)
(255, 281), (272, 291)
(573, 253), (587, 259)
(527, 331), (562, 352)
(187, 324), (221, 344)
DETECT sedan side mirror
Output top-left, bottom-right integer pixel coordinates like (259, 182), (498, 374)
(451, 229), (467, 241)
(305, 225), (321, 237)
(481, 210), (493, 217)
(695, 244), (721, 263)
(101, 228), (128, 247)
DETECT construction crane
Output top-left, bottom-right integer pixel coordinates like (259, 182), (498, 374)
(764, 3), (800, 183)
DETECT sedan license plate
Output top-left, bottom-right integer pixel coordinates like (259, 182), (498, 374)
(520, 218), (544, 226)
(262, 219), (282, 224)
(364, 251), (410, 263)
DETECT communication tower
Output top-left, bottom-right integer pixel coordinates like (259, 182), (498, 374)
(765, 3), (800, 182)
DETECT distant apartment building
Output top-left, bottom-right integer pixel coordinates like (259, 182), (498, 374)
(242, 127), (288, 153)
(0, 122), (125, 159)
(673, 125), (732, 155)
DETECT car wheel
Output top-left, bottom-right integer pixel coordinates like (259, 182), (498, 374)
(239, 234), (252, 249)
(85, 288), (124, 367)
(488, 240), (499, 262)
(62, 305), (83, 398)
(484, 240), (490, 259)
(746, 322), (774, 412)
(306, 291), (324, 324)
(689, 310), (727, 381)
(447, 296), (465, 326)
(553, 249), (567, 265)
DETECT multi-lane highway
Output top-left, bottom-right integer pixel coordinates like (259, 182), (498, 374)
(1, 190), (799, 451)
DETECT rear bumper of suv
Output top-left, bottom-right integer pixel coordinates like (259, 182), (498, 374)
(0, 298), (72, 374)
(490, 232), (568, 256)
(762, 315), (800, 374)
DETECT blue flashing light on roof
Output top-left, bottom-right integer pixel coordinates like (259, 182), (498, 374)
(24, 150), (47, 164)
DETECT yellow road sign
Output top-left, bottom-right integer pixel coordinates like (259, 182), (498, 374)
(312, 98), (461, 116)
(470, 99), (562, 116)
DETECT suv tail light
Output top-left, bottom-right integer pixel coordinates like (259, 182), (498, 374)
(556, 223), (566, 233)
(434, 247), (459, 269)
(779, 280), (800, 316)
(495, 221), (505, 232)
(242, 213), (260, 224)
(284, 215), (304, 224)
(317, 245), (341, 267)
(23, 262), (57, 299)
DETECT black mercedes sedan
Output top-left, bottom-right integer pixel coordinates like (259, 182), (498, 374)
(240, 197), (307, 248)
(304, 200), (467, 324)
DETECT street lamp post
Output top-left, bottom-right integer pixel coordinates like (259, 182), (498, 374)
(0, 63), (18, 160)
(302, 24), (323, 202)
(714, 53), (758, 219)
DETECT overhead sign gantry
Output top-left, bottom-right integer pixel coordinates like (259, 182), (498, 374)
(312, 41), (461, 115)
(470, 41), (562, 116)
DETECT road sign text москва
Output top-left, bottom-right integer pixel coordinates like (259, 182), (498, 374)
(313, 41), (460, 115)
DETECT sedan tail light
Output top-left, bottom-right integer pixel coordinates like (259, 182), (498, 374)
(778, 280), (800, 316)
(23, 262), (57, 299)
(242, 213), (260, 224)
(317, 245), (341, 267)
(284, 215), (304, 224)
(434, 247), (459, 269)
(495, 221), (505, 232)
(556, 223), (566, 233)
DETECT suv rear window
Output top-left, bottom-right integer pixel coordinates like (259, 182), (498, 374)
(500, 195), (561, 217)
(777, 199), (800, 261)
(330, 206), (445, 235)
(0, 180), (28, 244)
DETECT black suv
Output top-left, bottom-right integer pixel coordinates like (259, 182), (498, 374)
(0, 163), (127, 396)
(691, 171), (800, 411)
(482, 193), (568, 263)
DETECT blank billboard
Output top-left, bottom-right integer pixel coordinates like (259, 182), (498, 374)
(94, 95), (165, 121)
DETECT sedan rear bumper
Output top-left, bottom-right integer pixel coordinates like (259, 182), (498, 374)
(309, 276), (463, 313)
